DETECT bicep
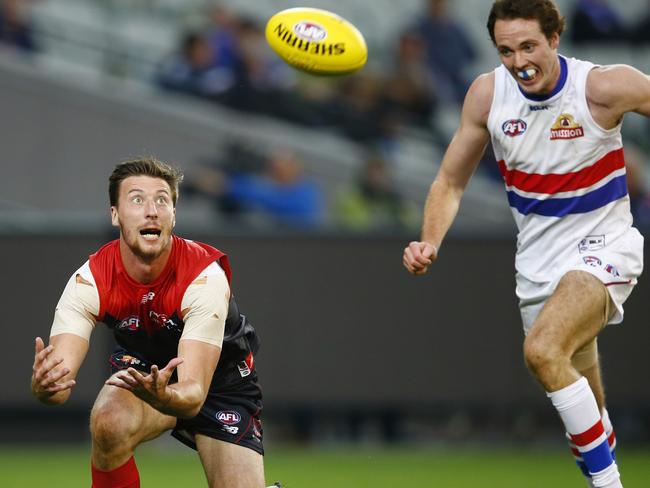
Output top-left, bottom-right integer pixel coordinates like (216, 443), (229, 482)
(436, 79), (492, 192)
(617, 66), (650, 117)
(51, 268), (98, 341)
(439, 120), (491, 189)
(592, 66), (650, 119)
(180, 266), (230, 347)
(176, 264), (229, 392)
(633, 73), (650, 117)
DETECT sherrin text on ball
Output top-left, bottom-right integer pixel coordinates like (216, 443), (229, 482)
(265, 7), (367, 75)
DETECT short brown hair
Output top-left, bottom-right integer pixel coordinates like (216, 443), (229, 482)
(109, 157), (183, 207)
(487, 0), (565, 45)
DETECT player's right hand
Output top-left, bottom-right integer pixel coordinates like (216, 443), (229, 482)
(403, 241), (438, 275)
(31, 337), (76, 401)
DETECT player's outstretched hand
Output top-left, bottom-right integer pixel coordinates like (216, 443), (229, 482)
(31, 337), (76, 401)
(403, 241), (438, 275)
(106, 357), (184, 412)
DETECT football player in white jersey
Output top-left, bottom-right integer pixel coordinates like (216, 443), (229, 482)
(403, 1), (650, 487)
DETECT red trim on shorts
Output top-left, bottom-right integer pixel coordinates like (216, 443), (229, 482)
(605, 280), (632, 287)
(234, 407), (261, 445)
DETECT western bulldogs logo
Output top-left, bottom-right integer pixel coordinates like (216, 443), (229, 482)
(502, 119), (527, 137)
(216, 410), (241, 425)
(583, 256), (602, 267)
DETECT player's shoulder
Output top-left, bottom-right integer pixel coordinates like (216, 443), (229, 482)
(586, 64), (645, 106)
(462, 72), (495, 124)
(467, 72), (495, 102)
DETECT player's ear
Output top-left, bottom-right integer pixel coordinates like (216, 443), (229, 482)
(549, 32), (560, 50)
(172, 207), (176, 228)
(110, 206), (119, 227)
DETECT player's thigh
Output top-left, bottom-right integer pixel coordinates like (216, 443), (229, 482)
(196, 435), (265, 488)
(527, 270), (609, 354)
(91, 382), (177, 445)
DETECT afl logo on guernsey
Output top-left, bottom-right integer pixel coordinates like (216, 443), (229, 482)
(216, 411), (241, 425)
(293, 21), (327, 42)
(502, 119), (527, 137)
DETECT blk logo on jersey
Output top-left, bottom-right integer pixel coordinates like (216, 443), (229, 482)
(579, 235), (605, 253)
(502, 119), (527, 137)
(550, 113), (584, 140)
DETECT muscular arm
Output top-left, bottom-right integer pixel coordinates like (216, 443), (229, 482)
(587, 65), (650, 128)
(32, 267), (97, 405)
(163, 339), (222, 418)
(404, 73), (493, 274)
(107, 266), (229, 418)
(31, 334), (89, 405)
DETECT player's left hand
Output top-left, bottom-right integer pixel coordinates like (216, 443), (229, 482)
(105, 357), (184, 412)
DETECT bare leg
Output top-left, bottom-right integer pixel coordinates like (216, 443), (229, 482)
(90, 381), (177, 470)
(195, 435), (265, 488)
(523, 271), (608, 392)
(524, 271), (622, 487)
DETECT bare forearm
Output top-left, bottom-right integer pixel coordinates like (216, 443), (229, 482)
(31, 385), (71, 406)
(421, 176), (463, 250)
(155, 381), (205, 419)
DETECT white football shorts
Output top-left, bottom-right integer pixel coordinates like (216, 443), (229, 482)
(517, 226), (644, 334)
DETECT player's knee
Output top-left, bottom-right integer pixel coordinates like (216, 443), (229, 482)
(90, 401), (140, 453)
(523, 334), (564, 378)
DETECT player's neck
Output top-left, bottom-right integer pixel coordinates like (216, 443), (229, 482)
(119, 238), (172, 284)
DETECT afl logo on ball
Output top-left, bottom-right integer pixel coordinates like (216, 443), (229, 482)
(216, 411), (241, 425)
(502, 119), (527, 137)
(293, 21), (327, 42)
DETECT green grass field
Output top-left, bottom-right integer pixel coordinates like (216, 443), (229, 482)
(2, 444), (649, 487)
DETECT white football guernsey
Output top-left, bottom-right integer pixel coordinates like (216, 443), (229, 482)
(488, 55), (636, 283)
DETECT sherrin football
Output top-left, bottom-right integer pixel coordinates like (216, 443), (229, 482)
(265, 7), (367, 75)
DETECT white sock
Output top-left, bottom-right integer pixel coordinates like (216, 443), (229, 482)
(548, 377), (621, 488)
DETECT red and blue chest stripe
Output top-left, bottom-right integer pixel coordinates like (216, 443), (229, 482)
(498, 148), (628, 217)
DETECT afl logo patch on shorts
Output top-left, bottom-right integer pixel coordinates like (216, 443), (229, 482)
(216, 410), (241, 425)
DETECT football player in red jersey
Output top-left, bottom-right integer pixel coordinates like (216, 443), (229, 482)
(31, 158), (268, 488)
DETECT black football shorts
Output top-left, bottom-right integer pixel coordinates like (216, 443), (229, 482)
(109, 349), (264, 455)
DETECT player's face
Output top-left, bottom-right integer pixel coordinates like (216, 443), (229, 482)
(111, 175), (176, 263)
(494, 18), (561, 95)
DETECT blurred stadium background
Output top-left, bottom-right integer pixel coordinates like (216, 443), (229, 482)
(2, 0), (650, 486)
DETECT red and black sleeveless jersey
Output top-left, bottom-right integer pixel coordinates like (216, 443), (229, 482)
(89, 235), (230, 367)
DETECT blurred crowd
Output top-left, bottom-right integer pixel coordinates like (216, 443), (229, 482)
(155, 1), (461, 151)
(0, 0), (37, 52)
(155, 0), (477, 230)
(3, 0), (650, 232)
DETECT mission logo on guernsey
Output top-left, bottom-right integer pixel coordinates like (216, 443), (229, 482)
(550, 113), (584, 140)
